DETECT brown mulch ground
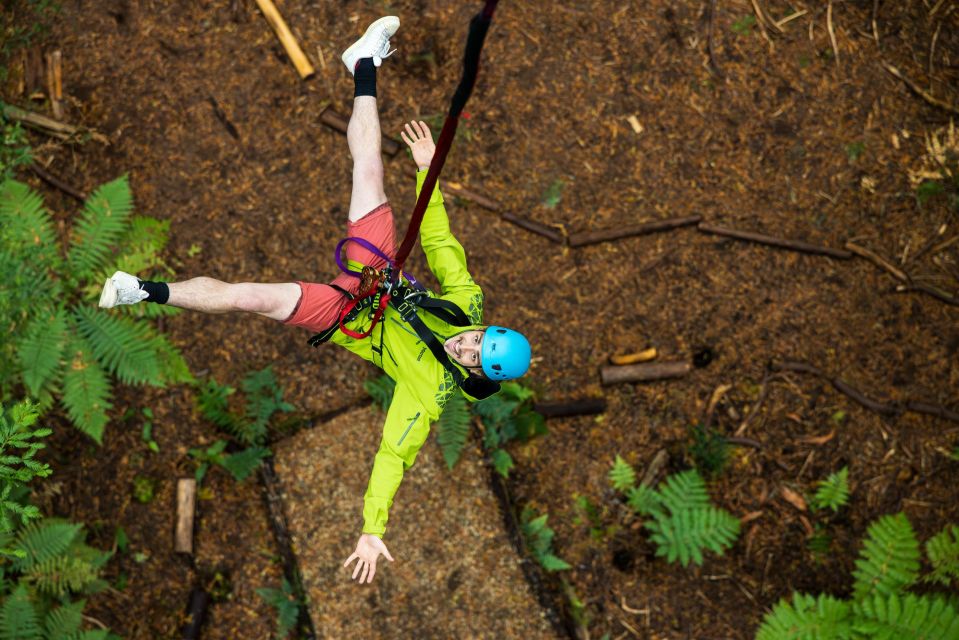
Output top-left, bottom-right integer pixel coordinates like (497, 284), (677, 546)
(6, 0), (959, 638)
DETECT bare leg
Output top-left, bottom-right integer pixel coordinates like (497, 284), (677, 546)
(167, 277), (301, 322)
(347, 95), (388, 222)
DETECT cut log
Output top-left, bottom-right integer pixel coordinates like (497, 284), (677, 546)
(532, 398), (606, 418)
(175, 478), (196, 554)
(698, 223), (853, 259)
(500, 212), (565, 244)
(319, 106), (400, 156)
(568, 215), (702, 248)
(253, 0), (315, 79)
(600, 361), (691, 385)
(46, 50), (63, 120)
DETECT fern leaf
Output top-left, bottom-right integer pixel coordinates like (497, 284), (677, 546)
(852, 513), (920, 601)
(436, 390), (470, 469)
(626, 484), (659, 515)
(609, 455), (637, 492)
(219, 446), (270, 482)
(0, 179), (56, 255)
(540, 553), (572, 572)
(645, 506), (740, 567)
(490, 448), (514, 478)
(151, 333), (194, 385)
(43, 600), (85, 638)
(924, 525), (959, 587)
(17, 308), (67, 397)
(67, 176), (133, 282)
(60, 339), (112, 443)
(756, 592), (853, 640)
(12, 518), (82, 572)
(853, 592), (959, 640)
(256, 579), (299, 639)
(812, 466), (850, 513)
(364, 375), (395, 413)
(73, 306), (162, 386)
(28, 555), (100, 597)
(196, 378), (238, 430)
(0, 583), (42, 640)
(656, 470), (710, 513)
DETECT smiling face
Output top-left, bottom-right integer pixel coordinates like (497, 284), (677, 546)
(443, 330), (485, 370)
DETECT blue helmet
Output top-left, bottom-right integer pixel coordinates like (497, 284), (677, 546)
(481, 326), (531, 380)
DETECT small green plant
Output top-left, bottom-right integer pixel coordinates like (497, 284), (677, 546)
(256, 578), (301, 640)
(0, 117), (32, 181)
(845, 141), (865, 162)
(188, 439), (270, 484)
(924, 525), (959, 587)
(140, 407), (159, 452)
(541, 179), (564, 208)
(811, 466), (849, 513)
(731, 14), (756, 35)
(1, 177), (191, 442)
(365, 377), (547, 478)
(196, 367), (294, 448)
(521, 507), (571, 572)
(688, 423), (730, 477)
(132, 475), (155, 504)
(757, 513), (959, 638)
(572, 494), (613, 542)
(610, 459), (740, 567)
(0, 400), (51, 548)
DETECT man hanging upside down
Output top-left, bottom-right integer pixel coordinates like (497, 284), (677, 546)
(98, 16), (531, 585)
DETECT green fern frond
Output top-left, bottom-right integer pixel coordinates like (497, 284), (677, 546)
(645, 505), (740, 567)
(240, 367), (293, 443)
(12, 518), (82, 572)
(437, 390), (470, 469)
(0, 179), (56, 256)
(17, 308), (67, 397)
(67, 176), (133, 282)
(219, 446), (270, 482)
(756, 592), (853, 640)
(0, 583), (42, 640)
(124, 215), (171, 255)
(925, 525), (959, 587)
(73, 306), (162, 386)
(60, 339), (112, 443)
(520, 508), (570, 572)
(43, 600), (85, 638)
(655, 469), (710, 513)
(27, 555), (101, 597)
(608, 455), (636, 492)
(626, 484), (660, 515)
(256, 579), (299, 639)
(196, 378), (238, 430)
(812, 466), (850, 513)
(471, 392), (517, 427)
(490, 448), (514, 478)
(364, 375), (395, 413)
(853, 592), (959, 639)
(852, 513), (920, 601)
(150, 333), (194, 385)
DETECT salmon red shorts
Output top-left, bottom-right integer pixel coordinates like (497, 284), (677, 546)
(283, 202), (396, 333)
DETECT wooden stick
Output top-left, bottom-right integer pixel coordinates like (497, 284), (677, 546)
(500, 211), (565, 244)
(896, 282), (959, 306)
(881, 61), (959, 116)
(181, 587), (209, 640)
(600, 361), (691, 385)
(826, 1), (839, 65)
(569, 215), (701, 248)
(773, 361), (901, 416)
(46, 50), (63, 120)
(30, 163), (86, 201)
(2, 104), (108, 143)
(639, 449), (669, 487)
(532, 398), (606, 418)
(319, 106), (400, 156)
(444, 181), (502, 211)
(845, 241), (908, 282)
(707, 0), (724, 78)
(698, 223), (853, 259)
(253, 0), (315, 79)
(175, 478), (196, 554)
(906, 401), (959, 423)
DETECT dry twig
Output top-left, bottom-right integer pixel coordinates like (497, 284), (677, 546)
(881, 61), (959, 116)
(826, 1), (840, 65)
(698, 223), (853, 259)
(707, 0), (724, 78)
(845, 241), (908, 282)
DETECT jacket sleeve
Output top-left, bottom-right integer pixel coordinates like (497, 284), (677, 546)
(416, 170), (482, 302)
(362, 383), (434, 537)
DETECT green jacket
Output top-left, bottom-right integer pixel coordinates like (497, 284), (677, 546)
(330, 170), (485, 537)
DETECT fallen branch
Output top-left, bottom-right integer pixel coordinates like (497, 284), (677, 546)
(600, 361), (691, 385)
(208, 96), (239, 140)
(845, 241), (908, 282)
(881, 60), (959, 116)
(444, 181), (501, 211)
(568, 215), (701, 248)
(2, 104), (108, 144)
(30, 163), (86, 201)
(698, 223), (853, 259)
(532, 398), (606, 418)
(726, 435), (762, 449)
(500, 211), (565, 244)
(906, 401), (959, 423)
(826, 0), (839, 65)
(707, 0), (724, 78)
(896, 282), (959, 306)
(253, 0), (315, 79)
(180, 587), (209, 640)
(319, 106), (399, 156)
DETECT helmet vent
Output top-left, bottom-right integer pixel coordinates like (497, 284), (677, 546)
(492, 364), (502, 371)
(496, 328), (506, 334)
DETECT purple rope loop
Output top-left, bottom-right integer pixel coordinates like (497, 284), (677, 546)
(334, 237), (420, 288)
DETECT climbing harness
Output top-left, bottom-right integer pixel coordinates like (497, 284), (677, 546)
(308, 1), (503, 398)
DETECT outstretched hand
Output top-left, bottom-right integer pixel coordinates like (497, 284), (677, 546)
(400, 120), (435, 171)
(343, 533), (394, 584)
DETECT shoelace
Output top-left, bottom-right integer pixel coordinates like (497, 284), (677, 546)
(372, 31), (396, 67)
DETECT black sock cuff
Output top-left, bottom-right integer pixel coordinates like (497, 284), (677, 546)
(353, 57), (377, 98)
(139, 280), (169, 305)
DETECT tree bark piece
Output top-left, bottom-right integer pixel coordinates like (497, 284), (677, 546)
(600, 361), (691, 385)
(532, 398), (606, 418)
(46, 50), (63, 120)
(319, 106), (400, 157)
(253, 0), (315, 79)
(500, 211), (565, 244)
(568, 215), (701, 248)
(698, 223), (853, 259)
(175, 478), (196, 554)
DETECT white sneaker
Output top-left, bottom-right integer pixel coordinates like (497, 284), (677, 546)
(98, 271), (149, 308)
(341, 16), (400, 74)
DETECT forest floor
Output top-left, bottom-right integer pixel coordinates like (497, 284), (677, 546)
(4, 0), (959, 638)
